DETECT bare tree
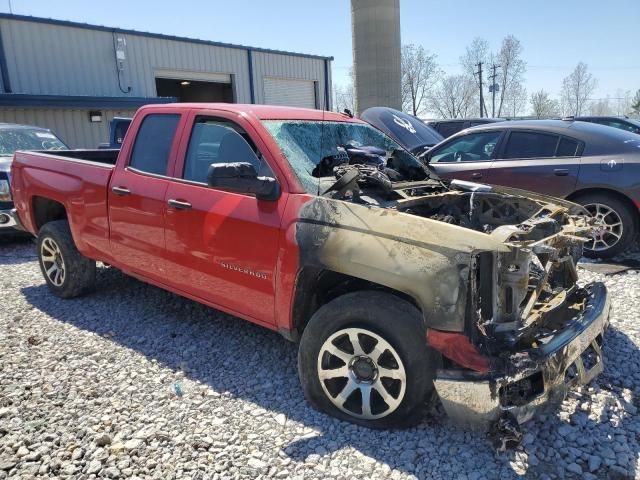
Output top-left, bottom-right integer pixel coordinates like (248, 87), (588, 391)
(589, 97), (613, 116)
(333, 67), (355, 114)
(501, 83), (527, 118)
(428, 75), (476, 119)
(495, 35), (526, 117)
(401, 44), (439, 116)
(530, 89), (560, 119)
(460, 37), (489, 116)
(612, 89), (633, 116)
(561, 62), (597, 116)
(333, 82), (354, 114)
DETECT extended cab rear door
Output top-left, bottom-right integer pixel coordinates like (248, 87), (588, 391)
(161, 109), (288, 327)
(108, 110), (184, 282)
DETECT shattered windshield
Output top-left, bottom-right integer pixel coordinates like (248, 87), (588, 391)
(262, 120), (429, 193)
(0, 128), (67, 156)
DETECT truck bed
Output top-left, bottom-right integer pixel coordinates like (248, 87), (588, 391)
(11, 149), (116, 258)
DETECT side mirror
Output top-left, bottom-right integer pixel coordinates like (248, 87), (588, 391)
(207, 162), (279, 201)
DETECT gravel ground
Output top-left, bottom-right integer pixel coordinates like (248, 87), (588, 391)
(0, 236), (639, 479)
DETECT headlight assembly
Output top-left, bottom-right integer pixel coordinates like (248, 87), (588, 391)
(0, 179), (11, 201)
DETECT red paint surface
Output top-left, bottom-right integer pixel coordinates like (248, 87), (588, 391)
(427, 329), (490, 373)
(10, 103), (356, 333)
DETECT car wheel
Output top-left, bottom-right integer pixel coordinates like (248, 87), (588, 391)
(37, 220), (96, 298)
(298, 291), (438, 429)
(574, 193), (638, 259)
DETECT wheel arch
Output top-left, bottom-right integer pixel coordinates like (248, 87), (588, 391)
(289, 266), (421, 341)
(566, 187), (639, 219)
(31, 196), (67, 232)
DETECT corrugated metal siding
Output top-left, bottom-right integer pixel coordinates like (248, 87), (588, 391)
(264, 78), (316, 108)
(250, 52), (330, 109)
(0, 107), (137, 148)
(0, 18), (251, 101)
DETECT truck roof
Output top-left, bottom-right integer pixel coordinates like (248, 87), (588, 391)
(138, 103), (364, 123)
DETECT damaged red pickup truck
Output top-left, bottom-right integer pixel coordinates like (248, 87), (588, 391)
(10, 104), (610, 431)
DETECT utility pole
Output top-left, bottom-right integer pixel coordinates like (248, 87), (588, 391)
(489, 64), (500, 118)
(476, 62), (484, 118)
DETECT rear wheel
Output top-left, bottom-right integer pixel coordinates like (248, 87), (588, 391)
(573, 193), (638, 258)
(298, 291), (437, 429)
(37, 220), (96, 298)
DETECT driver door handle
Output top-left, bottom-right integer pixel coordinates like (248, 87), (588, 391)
(471, 172), (483, 179)
(111, 186), (130, 196)
(167, 199), (192, 210)
(554, 168), (569, 176)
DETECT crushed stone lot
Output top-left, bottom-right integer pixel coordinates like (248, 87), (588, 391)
(0, 237), (639, 480)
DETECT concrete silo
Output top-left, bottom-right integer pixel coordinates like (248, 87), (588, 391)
(351, 0), (402, 114)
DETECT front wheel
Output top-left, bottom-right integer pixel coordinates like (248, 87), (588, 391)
(298, 291), (438, 429)
(37, 220), (96, 298)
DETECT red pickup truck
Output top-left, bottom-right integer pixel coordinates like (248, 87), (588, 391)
(10, 103), (610, 432)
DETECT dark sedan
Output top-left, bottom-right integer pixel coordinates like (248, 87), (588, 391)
(423, 120), (640, 257)
(575, 116), (640, 135)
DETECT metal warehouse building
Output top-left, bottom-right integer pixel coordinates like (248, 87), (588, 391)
(0, 14), (333, 148)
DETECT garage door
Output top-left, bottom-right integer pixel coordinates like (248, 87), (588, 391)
(263, 78), (317, 108)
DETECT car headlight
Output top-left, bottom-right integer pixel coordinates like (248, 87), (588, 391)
(0, 179), (11, 201)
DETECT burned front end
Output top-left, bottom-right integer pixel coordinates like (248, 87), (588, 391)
(427, 197), (611, 429)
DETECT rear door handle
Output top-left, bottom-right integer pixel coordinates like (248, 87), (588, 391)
(554, 169), (569, 176)
(167, 199), (192, 210)
(471, 172), (483, 179)
(111, 186), (130, 196)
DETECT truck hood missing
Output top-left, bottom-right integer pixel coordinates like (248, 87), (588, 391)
(296, 176), (594, 351)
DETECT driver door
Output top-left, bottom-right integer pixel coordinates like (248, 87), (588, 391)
(162, 110), (286, 326)
(427, 130), (504, 182)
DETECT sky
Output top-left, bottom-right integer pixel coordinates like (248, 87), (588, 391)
(1, 0), (638, 109)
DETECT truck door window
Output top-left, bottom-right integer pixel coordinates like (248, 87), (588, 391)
(129, 114), (180, 175)
(183, 118), (269, 183)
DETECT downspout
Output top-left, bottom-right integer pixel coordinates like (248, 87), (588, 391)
(323, 58), (330, 111)
(247, 49), (255, 104)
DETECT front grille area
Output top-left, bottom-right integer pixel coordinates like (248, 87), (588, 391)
(499, 371), (544, 407)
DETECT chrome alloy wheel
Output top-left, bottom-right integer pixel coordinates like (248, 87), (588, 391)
(41, 237), (66, 287)
(584, 203), (623, 252)
(317, 328), (406, 420)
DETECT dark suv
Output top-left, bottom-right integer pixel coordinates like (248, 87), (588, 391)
(426, 118), (505, 138)
(575, 116), (640, 135)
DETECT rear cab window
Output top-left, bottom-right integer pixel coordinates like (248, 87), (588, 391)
(129, 114), (181, 175)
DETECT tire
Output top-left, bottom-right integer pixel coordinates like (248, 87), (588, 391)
(37, 220), (96, 298)
(298, 291), (438, 429)
(573, 193), (638, 259)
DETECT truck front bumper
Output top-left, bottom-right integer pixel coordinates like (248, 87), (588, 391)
(434, 281), (610, 429)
